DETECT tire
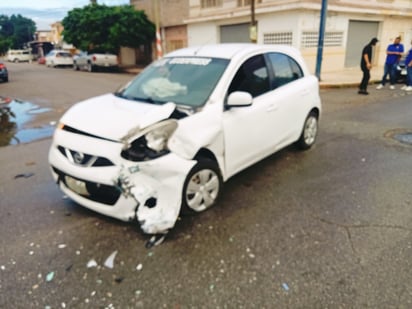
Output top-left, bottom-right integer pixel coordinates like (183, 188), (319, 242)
(87, 63), (94, 72)
(297, 111), (318, 150)
(73, 63), (79, 71)
(13, 58), (19, 63)
(181, 159), (222, 214)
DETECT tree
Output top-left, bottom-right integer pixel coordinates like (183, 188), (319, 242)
(0, 14), (36, 54)
(62, 4), (155, 54)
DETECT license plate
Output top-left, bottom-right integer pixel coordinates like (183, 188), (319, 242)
(65, 176), (89, 196)
(402, 69), (407, 75)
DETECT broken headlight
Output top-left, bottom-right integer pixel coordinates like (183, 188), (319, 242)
(121, 120), (178, 162)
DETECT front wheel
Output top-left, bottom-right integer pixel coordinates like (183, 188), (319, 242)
(181, 160), (222, 214)
(297, 111), (318, 150)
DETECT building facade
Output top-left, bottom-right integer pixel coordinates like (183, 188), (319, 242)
(131, 0), (189, 55)
(132, 0), (412, 73)
(186, 0), (412, 73)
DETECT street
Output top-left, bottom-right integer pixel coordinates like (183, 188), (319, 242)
(1, 62), (412, 308)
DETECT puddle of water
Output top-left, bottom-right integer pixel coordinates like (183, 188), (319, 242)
(394, 133), (412, 145)
(0, 98), (55, 146)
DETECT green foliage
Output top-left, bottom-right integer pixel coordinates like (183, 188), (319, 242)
(0, 14), (36, 54)
(62, 4), (155, 54)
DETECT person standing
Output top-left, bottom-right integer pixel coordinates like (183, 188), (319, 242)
(359, 37), (379, 95)
(403, 41), (412, 91)
(376, 36), (404, 90)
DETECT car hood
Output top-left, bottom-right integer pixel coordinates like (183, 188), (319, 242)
(60, 93), (176, 141)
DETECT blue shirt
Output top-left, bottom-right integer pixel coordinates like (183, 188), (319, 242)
(405, 49), (412, 67)
(386, 43), (404, 65)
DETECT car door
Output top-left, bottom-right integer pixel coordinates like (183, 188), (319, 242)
(266, 52), (312, 146)
(223, 54), (283, 177)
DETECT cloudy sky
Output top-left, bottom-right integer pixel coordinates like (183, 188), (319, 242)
(0, 0), (130, 29)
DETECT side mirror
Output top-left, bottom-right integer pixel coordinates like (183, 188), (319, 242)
(226, 91), (253, 109)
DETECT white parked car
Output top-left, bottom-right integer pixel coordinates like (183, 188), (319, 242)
(49, 43), (321, 241)
(45, 50), (73, 68)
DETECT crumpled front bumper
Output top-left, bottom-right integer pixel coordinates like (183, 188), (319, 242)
(49, 129), (196, 234)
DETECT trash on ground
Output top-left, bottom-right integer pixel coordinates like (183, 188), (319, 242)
(104, 250), (118, 269)
(87, 259), (98, 268)
(282, 283), (290, 291)
(14, 172), (34, 179)
(46, 271), (55, 282)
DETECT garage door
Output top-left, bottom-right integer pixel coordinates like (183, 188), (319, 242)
(345, 21), (379, 67)
(220, 23), (250, 43)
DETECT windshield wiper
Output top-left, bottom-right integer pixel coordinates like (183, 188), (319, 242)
(114, 92), (165, 105)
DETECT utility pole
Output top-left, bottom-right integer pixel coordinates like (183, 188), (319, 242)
(250, 0), (257, 43)
(315, 0), (328, 80)
(154, 0), (163, 59)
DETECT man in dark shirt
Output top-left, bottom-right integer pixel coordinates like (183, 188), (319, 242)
(359, 37), (379, 95)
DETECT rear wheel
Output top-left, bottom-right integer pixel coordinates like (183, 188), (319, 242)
(87, 63), (94, 72)
(297, 111), (318, 150)
(181, 160), (222, 214)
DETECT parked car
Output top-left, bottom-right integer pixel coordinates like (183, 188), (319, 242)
(0, 62), (8, 82)
(6, 49), (33, 63)
(395, 56), (407, 83)
(45, 50), (73, 68)
(73, 51), (118, 72)
(37, 56), (46, 65)
(49, 43), (321, 240)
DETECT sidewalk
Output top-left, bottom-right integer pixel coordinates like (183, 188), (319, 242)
(319, 66), (383, 88)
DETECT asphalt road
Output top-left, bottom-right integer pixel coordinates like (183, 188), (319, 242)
(1, 62), (412, 308)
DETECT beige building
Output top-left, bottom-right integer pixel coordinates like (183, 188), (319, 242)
(131, 0), (189, 54)
(132, 0), (412, 73)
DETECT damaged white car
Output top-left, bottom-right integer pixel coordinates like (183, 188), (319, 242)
(49, 43), (321, 242)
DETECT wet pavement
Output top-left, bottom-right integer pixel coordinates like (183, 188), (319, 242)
(0, 98), (55, 146)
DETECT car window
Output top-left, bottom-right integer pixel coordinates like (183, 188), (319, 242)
(267, 53), (303, 89)
(228, 54), (270, 98)
(118, 57), (229, 107)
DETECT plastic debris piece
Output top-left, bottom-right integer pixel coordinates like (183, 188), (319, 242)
(282, 283), (289, 291)
(58, 244), (67, 249)
(145, 234), (166, 249)
(46, 271), (55, 282)
(87, 259), (98, 268)
(104, 251), (118, 269)
(14, 172), (34, 179)
(1, 265), (5, 270)
(136, 263), (143, 271)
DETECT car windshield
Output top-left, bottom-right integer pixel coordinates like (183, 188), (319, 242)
(117, 57), (229, 107)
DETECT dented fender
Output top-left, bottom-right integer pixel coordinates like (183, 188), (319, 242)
(169, 104), (224, 160)
(115, 153), (196, 234)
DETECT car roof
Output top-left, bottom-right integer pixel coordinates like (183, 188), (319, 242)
(165, 43), (301, 60)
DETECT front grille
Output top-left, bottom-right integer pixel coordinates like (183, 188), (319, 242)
(52, 167), (121, 206)
(58, 146), (114, 167)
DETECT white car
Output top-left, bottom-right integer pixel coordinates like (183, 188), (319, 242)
(45, 50), (73, 68)
(49, 43), (321, 240)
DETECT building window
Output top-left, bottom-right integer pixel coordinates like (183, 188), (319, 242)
(237, 0), (262, 6)
(201, 0), (222, 8)
(301, 31), (344, 48)
(263, 32), (293, 45)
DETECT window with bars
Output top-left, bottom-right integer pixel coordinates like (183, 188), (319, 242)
(263, 32), (293, 45)
(201, 0), (222, 8)
(237, 0), (262, 6)
(301, 31), (344, 48)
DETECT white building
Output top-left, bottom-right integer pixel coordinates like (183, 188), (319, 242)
(186, 0), (412, 73)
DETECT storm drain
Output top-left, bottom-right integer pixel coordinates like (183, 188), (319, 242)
(386, 129), (412, 146)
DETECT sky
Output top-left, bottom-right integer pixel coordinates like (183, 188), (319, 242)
(0, 0), (130, 30)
